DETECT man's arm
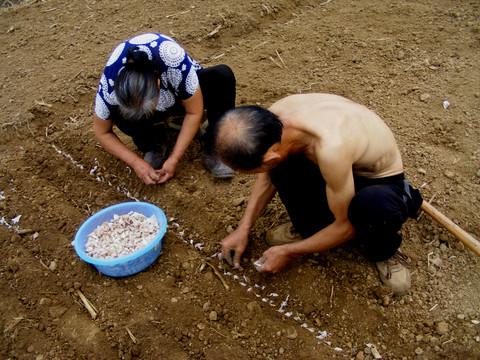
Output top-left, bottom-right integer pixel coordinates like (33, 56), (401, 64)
(221, 172), (277, 268)
(93, 114), (162, 185)
(258, 145), (357, 273)
(157, 87), (204, 183)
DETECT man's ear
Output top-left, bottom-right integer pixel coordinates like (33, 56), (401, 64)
(262, 143), (282, 166)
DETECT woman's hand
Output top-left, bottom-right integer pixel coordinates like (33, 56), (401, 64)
(156, 157), (178, 183)
(131, 157), (162, 185)
(94, 115), (163, 185)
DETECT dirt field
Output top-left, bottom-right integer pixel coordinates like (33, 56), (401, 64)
(1, 0), (479, 359)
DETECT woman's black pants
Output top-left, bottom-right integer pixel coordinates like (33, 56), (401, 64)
(110, 64), (236, 153)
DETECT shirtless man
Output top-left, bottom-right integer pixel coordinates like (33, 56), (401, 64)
(214, 94), (423, 292)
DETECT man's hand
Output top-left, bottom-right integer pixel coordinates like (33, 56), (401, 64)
(221, 228), (249, 269)
(132, 158), (162, 185)
(255, 245), (292, 273)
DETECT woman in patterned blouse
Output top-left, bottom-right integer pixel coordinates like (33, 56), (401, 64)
(93, 33), (236, 184)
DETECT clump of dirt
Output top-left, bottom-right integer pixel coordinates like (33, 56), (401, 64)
(1, 0), (479, 359)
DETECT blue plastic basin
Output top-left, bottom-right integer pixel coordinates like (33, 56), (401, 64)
(74, 202), (167, 277)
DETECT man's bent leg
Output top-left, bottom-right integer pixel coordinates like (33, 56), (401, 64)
(348, 183), (414, 292)
(348, 184), (409, 261)
(270, 154), (335, 239)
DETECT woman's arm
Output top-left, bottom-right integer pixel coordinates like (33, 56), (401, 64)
(93, 114), (162, 185)
(156, 87), (204, 183)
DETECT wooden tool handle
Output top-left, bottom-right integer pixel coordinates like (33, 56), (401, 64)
(420, 201), (480, 257)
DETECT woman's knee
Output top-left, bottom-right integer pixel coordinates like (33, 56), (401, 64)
(200, 64), (235, 84)
(213, 64), (235, 81)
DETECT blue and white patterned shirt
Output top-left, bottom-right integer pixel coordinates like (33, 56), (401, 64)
(94, 33), (203, 120)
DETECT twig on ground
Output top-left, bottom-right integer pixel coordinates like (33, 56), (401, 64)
(4, 316), (34, 335)
(269, 210), (286, 229)
(253, 40), (269, 51)
(16, 228), (35, 235)
(207, 24), (222, 38)
(442, 338), (455, 345)
(275, 50), (286, 68)
(210, 327), (228, 338)
(330, 285), (334, 308)
(269, 56), (283, 69)
(26, 121), (34, 137)
(125, 327), (138, 343)
(3, 316), (31, 334)
(34, 99), (52, 107)
(206, 262), (230, 290)
(76, 290), (97, 319)
(211, 53), (225, 60)
(26, 0), (42, 7)
(319, 0), (333, 6)
(165, 10), (190, 18)
(39, 259), (52, 271)
(69, 70), (82, 82)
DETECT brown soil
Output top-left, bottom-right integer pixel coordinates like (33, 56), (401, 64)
(1, 0), (479, 359)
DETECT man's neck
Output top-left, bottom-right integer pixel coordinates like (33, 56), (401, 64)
(280, 125), (313, 157)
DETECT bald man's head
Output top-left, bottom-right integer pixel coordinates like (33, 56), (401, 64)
(213, 106), (283, 171)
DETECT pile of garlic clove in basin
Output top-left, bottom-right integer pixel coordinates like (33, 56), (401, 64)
(85, 211), (160, 259)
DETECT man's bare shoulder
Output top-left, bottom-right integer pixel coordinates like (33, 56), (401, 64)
(270, 93), (404, 178)
(269, 93), (353, 112)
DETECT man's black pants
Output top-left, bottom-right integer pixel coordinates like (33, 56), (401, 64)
(269, 153), (423, 262)
(110, 64), (236, 153)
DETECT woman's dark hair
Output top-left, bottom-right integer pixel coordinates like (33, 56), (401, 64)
(213, 105), (283, 171)
(114, 47), (159, 122)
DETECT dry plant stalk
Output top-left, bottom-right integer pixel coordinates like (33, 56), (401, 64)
(16, 228), (35, 235)
(126, 327), (138, 343)
(34, 99), (52, 107)
(207, 24), (222, 38)
(206, 262), (230, 291)
(269, 56), (283, 69)
(3, 316), (29, 334)
(275, 50), (286, 68)
(330, 285), (334, 308)
(76, 290), (97, 319)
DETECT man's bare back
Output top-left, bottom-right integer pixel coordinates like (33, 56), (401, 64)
(269, 93), (404, 178)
